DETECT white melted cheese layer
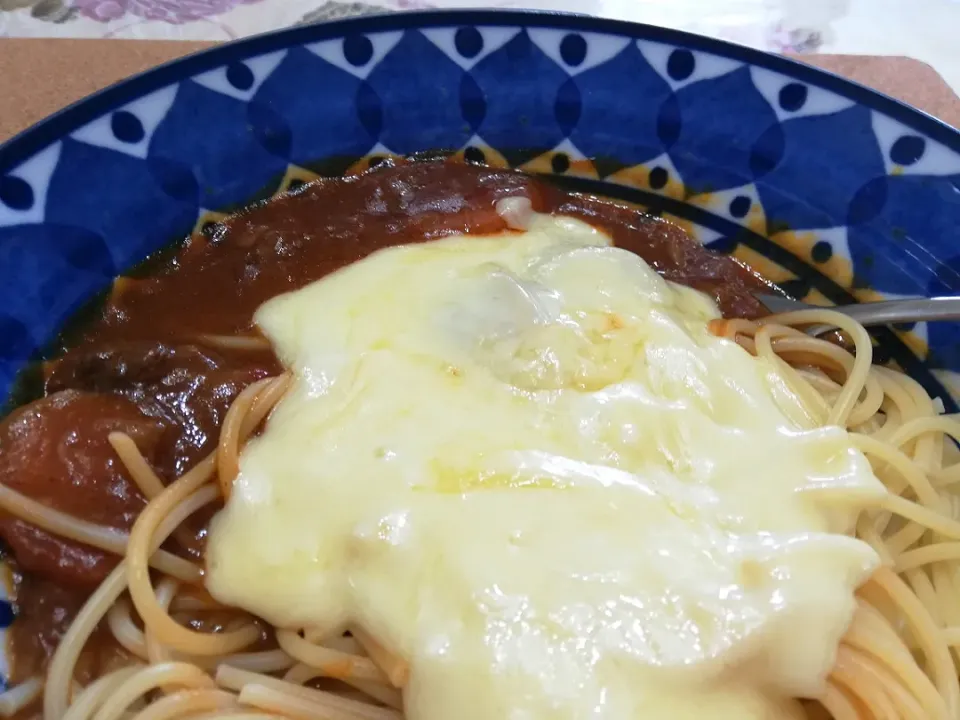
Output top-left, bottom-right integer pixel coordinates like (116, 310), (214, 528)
(206, 215), (884, 720)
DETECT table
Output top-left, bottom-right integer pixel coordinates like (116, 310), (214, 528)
(1, 0), (958, 94)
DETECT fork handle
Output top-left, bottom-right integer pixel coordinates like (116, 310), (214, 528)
(829, 296), (960, 327)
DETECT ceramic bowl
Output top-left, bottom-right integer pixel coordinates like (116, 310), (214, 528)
(1, 8), (960, 684)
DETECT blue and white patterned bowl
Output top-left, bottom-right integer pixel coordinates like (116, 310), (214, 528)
(4, 10), (960, 402)
(1, 6), (960, 678)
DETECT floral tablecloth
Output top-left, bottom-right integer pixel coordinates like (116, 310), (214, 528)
(1, 0), (959, 93)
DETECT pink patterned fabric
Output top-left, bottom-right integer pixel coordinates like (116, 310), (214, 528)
(71, 0), (264, 23)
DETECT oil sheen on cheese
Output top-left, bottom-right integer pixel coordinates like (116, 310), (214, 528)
(206, 213), (884, 720)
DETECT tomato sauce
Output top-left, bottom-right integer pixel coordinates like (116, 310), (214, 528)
(0, 158), (775, 682)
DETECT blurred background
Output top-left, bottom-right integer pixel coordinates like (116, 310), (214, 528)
(0, 0), (958, 92)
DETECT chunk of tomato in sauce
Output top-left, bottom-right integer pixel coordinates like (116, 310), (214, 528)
(45, 342), (278, 478)
(0, 391), (161, 587)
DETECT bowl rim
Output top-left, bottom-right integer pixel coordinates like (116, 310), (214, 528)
(0, 8), (958, 174)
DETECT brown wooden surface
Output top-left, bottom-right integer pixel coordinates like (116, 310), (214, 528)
(0, 38), (956, 144)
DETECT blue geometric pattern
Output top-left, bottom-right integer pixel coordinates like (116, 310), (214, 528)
(251, 47), (378, 170)
(366, 31), (475, 154)
(755, 105), (886, 232)
(1, 7), (960, 411)
(669, 67), (779, 194)
(148, 81), (289, 211)
(567, 43), (673, 172)
(470, 30), (572, 165)
(46, 139), (198, 270)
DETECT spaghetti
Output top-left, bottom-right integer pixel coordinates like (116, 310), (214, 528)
(709, 310), (960, 719)
(0, 307), (950, 720)
(0, 160), (956, 720)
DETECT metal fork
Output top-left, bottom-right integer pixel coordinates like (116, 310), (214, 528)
(753, 292), (960, 336)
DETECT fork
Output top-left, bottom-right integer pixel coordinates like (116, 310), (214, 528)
(753, 292), (960, 336)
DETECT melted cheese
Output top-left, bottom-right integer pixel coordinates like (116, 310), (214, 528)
(206, 214), (884, 720)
